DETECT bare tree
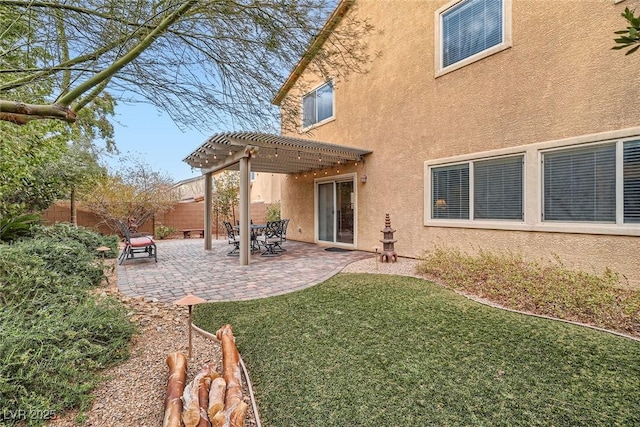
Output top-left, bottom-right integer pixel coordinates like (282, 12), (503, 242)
(80, 158), (178, 233)
(0, 0), (372, 132)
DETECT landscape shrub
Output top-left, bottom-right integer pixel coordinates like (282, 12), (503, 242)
(155, 224), (177, 239)
(0, 225), (134, 426)
(265, 201), (281, 222)
(29, 222), (119, 257)
(0, 213), (41, 243)
(417, 248), (640, 337)
(4, 238), (104, 287)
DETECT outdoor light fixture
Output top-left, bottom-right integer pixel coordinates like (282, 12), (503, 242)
(298, 151), (301, 160)
(213, 150), (217, 160)
(228, 149), (233, 156)
(275, 148), (278, 158)
(174, 294), (206, 360)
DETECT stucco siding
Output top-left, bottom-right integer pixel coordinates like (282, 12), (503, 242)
(280, 0), (640, 287)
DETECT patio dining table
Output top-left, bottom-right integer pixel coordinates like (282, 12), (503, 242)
(234, 224), (266, 252)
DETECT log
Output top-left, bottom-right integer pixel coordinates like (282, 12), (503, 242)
(211, 411), (226, 427)
(184, 363), (217, 427)
(208, 377), (226, 421)
(216, 325), (243, 409)
(163, 352), (187, 427)
(215, 324), (246, 427)
(182, 374), (201, 427)
(197, 363), (217, 427)
(230, 401), (248, 427)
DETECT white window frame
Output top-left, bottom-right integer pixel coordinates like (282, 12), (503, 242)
(301, 80), (335, 131)
(424, 127), (640, 236)
(314, 173), (357, 248)
(434, 0), (513, 77)
(540, 142), (617, 224)
(429, 154), (525, 222)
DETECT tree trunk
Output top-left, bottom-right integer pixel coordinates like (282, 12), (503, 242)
(70, 187), (77, 225)
(163, 352), (187, 427)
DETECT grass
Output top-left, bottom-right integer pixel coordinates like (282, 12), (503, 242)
(194, 274), (640, 427)
(416, 248), (640, 337)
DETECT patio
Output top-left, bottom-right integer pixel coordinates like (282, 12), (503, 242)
(117, 239), (371, 302)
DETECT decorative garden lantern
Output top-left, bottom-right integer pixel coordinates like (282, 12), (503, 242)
(379, 213), (397, 263)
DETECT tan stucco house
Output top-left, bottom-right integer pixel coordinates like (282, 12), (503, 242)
(185, 0), (640, 287)
(272, 0), (640, 287)
(172, 173), (282, 204)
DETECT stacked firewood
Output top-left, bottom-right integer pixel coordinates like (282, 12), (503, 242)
(163, 324), (248, 427)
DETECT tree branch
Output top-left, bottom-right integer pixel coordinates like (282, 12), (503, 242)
(0, 100), (76, 124)
(56, 0), (198, 107)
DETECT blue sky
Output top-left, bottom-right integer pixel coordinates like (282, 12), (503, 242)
(104, 101), (213, 183)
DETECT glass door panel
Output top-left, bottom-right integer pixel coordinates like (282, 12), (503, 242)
(318, 182), (334, 242)
(336, 181), (354, 244)
(317, 179), (354, 244)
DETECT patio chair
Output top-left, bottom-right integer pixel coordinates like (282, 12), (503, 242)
(117, 221), (157, 265)
(223, 221), (240, 255)
(255, 221), (283, 256)
(281, 218), (290, 242)
(271, 219), (287, 252)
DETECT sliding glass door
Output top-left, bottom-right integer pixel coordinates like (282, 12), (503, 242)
(317, 177), (355, 245)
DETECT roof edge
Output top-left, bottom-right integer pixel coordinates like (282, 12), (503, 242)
(271, 0), (355, 106)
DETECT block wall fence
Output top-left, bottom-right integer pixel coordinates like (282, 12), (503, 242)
(41, 200), (273, 238)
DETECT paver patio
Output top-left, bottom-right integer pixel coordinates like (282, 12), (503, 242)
(117, 239), (371, 302)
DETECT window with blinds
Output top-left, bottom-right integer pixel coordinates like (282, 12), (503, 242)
(543, 145), (616, 222)
(474, 156), (523, 220)
(441, 0), (503, 68)
(624, 140), (640, 223)
(431, 156), (523, 221)
(302, 81), (333, 128)
(432, 164), (470, 219)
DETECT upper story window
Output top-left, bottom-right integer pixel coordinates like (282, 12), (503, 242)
(302, 81), (333, 129)
(435, 0), (512, 76)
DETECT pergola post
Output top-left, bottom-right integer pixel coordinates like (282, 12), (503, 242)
(204, 172), (212, 250)
(239, 155), (251, 265)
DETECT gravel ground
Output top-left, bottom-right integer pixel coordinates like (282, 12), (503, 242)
(45, 256), (419, 427)
(341, 255), (421, 277)
(46, 260), (256, 427)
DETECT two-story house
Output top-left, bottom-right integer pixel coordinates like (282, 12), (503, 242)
(185, 0), (640, 286)
(272, 0), (640, 286)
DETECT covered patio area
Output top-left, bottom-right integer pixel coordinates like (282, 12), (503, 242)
(183, 132), (372, 265)
(117, 239), (371, 302)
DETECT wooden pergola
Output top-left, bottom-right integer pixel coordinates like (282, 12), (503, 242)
(183, 132), (371, 265)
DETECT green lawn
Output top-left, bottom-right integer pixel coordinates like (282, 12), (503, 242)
(194, 273), (640, 427)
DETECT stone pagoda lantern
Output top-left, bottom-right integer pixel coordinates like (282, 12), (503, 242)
(379, 213), (397, 263)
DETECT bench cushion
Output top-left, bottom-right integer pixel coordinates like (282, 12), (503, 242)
(130, 236), (155, 247)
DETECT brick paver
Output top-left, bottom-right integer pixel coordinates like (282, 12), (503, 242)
(117, 239), (371, 302)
